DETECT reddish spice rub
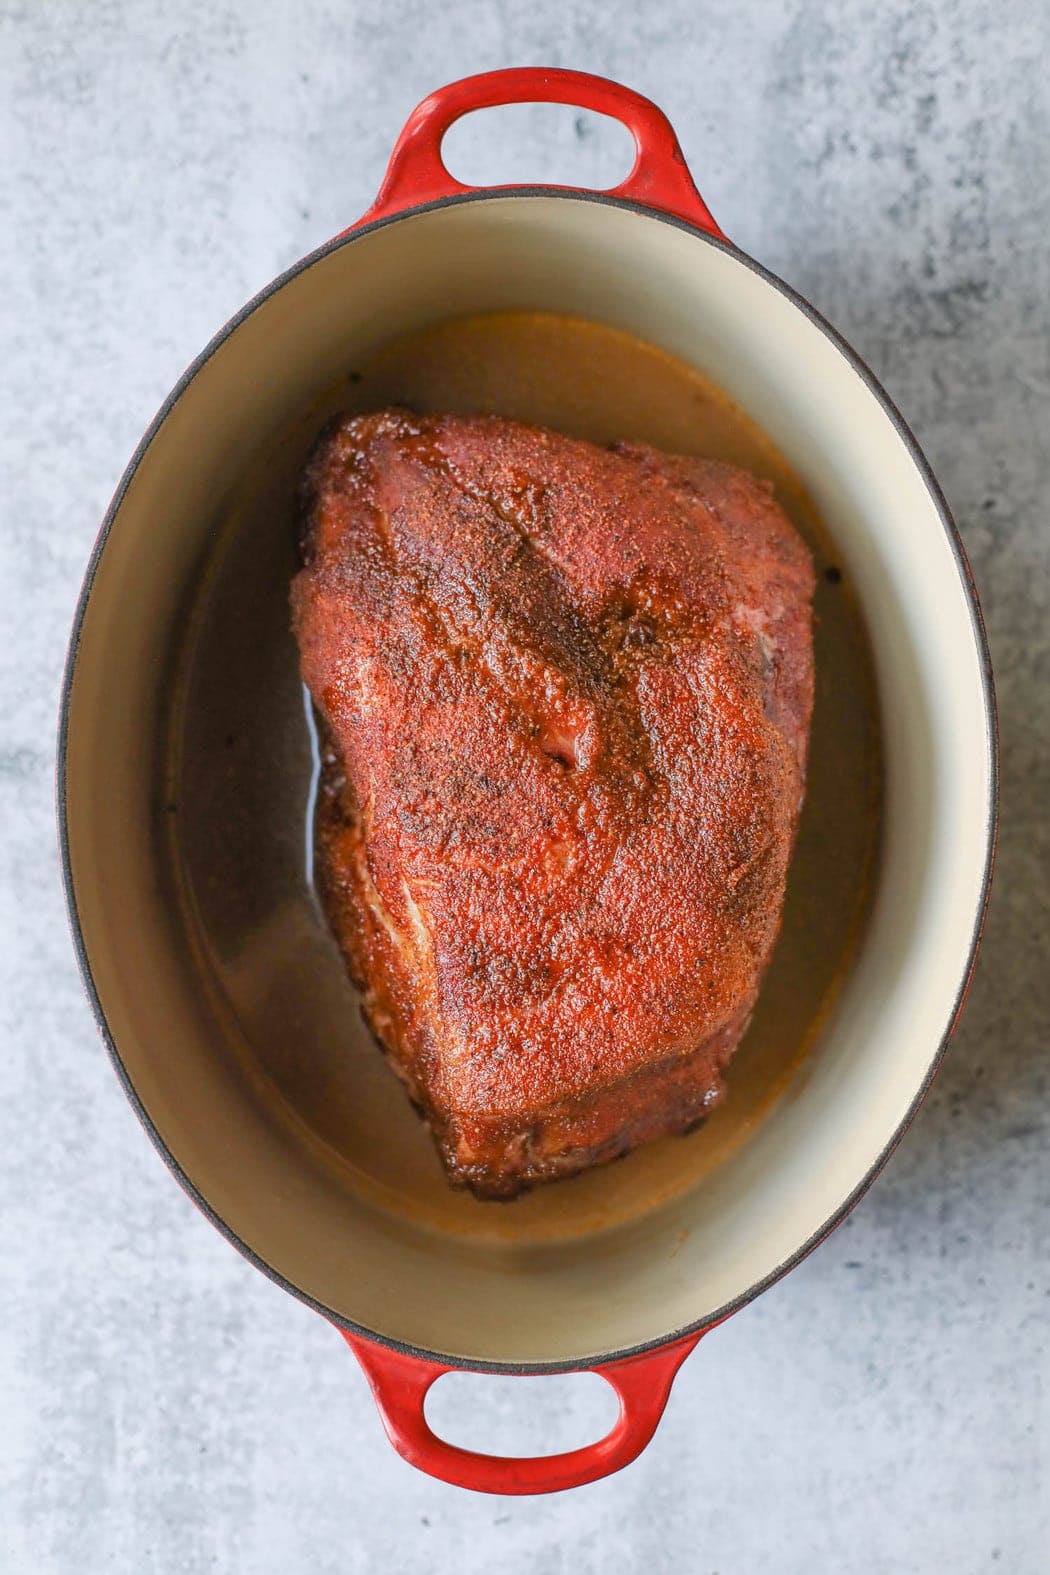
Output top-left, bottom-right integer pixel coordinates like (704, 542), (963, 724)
(291, 409), (815, 1198)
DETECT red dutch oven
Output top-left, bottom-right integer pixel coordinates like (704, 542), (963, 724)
(59, 69), (997, 1494)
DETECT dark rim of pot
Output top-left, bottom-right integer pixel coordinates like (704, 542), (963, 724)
(56, 187), (999, 1376)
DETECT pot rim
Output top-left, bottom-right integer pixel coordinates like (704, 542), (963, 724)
(56, 186), (999, 1375)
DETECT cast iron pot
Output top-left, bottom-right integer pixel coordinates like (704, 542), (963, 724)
(59, 68), (997, 1494)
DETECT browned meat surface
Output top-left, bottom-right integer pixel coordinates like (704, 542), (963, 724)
(291, 409), (815, 1198)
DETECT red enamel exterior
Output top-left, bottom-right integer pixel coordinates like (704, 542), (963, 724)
(53, 53), (998, 1499)
(341, 1327), (710, 1494)
(351, 66), (725, 238)
(333, 66), (728, 1494)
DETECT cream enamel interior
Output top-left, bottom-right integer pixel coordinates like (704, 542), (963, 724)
(62, 196), (994, 1366)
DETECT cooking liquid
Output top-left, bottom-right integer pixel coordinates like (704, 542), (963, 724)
(171, 312), (882, 1243)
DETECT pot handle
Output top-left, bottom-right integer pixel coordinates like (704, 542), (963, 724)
(339, 1326), (705, 1494)
(353, 67), (724, 238)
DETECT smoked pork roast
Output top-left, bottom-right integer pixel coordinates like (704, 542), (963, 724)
(291, 409), (815, 1198)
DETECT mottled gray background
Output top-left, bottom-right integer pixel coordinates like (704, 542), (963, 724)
(1, 0), (1047, 1570)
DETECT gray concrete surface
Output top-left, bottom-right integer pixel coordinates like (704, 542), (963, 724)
(1, 1), (1047, 1569)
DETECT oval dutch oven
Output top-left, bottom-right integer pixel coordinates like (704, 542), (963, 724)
(59, 69), (997, 1494)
